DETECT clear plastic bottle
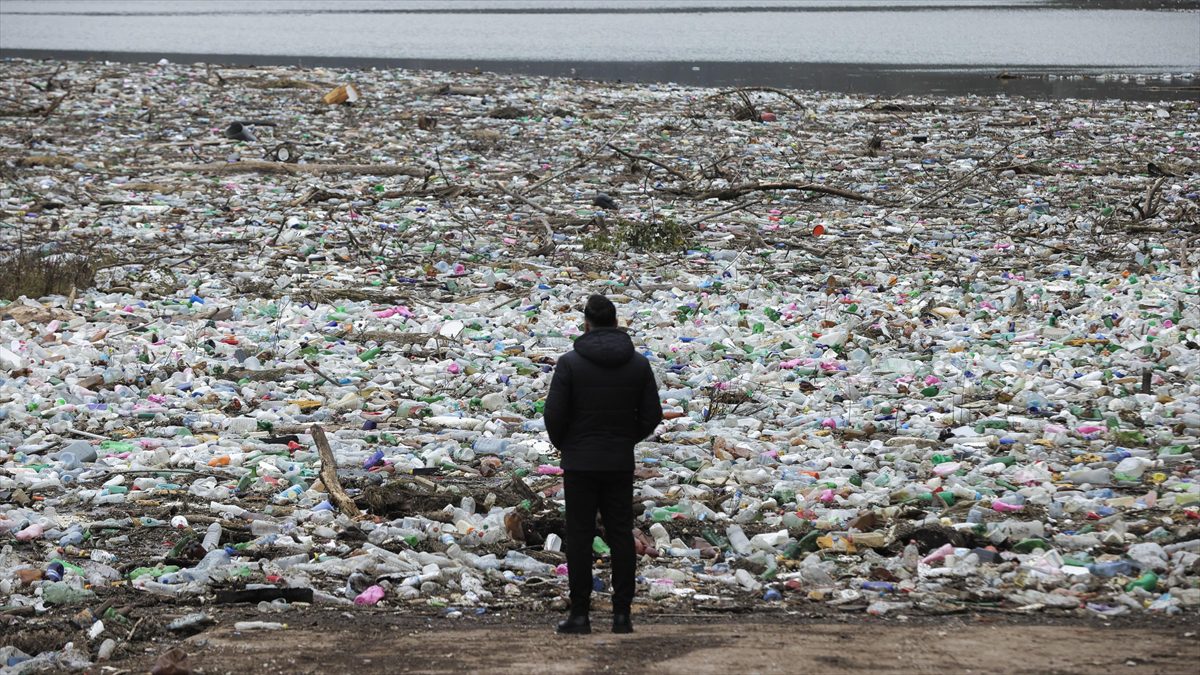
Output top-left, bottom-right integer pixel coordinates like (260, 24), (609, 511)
(472, 437), (510, 454)
(966, 505), (985, 524)
(1066, 468), (1111, 485)
(1114, 456), (1152, 480)
(202, 522), (222, 551)
(725, 524), (752, 556)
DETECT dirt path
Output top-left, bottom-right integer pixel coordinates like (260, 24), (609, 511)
(116, 610), (1199, 674)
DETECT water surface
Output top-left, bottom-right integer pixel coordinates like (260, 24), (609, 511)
(1, 1), (1197, 99)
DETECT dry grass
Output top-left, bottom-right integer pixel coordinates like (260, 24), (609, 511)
(0, 247), (98, 301)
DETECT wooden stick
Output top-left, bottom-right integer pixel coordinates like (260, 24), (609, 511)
(41, 90), (71, 118)
(915, 127), (1062, 208)
(412, 83), (491, 96)
(708, 86), (807, 110)
(126, 617), (144, 641)
(87, 468), (235, 480)
(148, 160), (431, 178)
(525, 106), (634, 194)
(606, 143), (692, 181)
(304, 361), (340, 387)
(685, 200), (753, 227)
(1140, 176), (1167, 222)
(67, 426), (108, 441)
(311, 425), (362, 518)
(492, 181), (558, 216)
(661, 181), (872, 202)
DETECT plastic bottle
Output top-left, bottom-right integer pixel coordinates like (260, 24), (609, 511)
(42, 582), (95, 605)
(15, 523), (44, 541)
(250, 520), (282, 536)
(273, 484), (304, 503)
(58, 526), (84, 547)
(1125, 572), (1158, 592)
(503, 550), (552, 574)
(902, 540), (920, 570)
(966, 505), (985, 524)
(354, 585), (386, 605)
(233, 621), (286, 631)
(202, 523), (222, 551)
(921, 543), (954, 565)
(1066, 468), (1111, 485)
(649, 523), (671, 549)
(473, 438), (510, 455)
(726, 524), (752, 556)
(592, 536), (611, 555)
(1113, 456), (1152, 481)
(1088, 560), (1138, 578)
(97, 638), (117, 661)
(45, 561), (65, 582)
(181, 548), (231, 583)
(991, 499), (1024, 513)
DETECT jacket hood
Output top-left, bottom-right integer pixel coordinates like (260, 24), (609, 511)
(573, 328), (636, 367)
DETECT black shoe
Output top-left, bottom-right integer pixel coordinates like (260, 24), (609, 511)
(612, 614), (633, 634)
(556, 614), (591, 635)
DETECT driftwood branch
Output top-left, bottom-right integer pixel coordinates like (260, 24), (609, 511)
(708, 87), (807, 110)
(347, 331), (435, 345)
(311, 424), (362, 518)
(295, 286), (412, 304)
(374, 184), (483, 200)
(607, 143), (691, 181)
(493, 181), (558, 216)
(412, 83), (491, 96)
(915, 127), (1062, 208)
(41, 89), (71, 118)
(686, 200), (754, 227)
(524, 106), (633, 194)
(533, 214), (557, 256)
(304, 361), (339, 388)
(150, 160), (432, 178)
(992, 162), (1117, 177)
(661, 181), (872, 202)
(1135, 176), (1168, 222)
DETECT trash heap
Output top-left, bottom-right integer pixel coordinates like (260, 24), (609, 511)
(0, 57), (1198, 666)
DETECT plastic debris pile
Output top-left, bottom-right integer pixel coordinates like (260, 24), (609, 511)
(0, 58), (1198, 668)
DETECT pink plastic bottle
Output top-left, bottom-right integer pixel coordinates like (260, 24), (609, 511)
(991, 500), (1024, 513)
(921, 543), (954, 565)
(354, 585), (386, 606)
(15, 523), (44, 541)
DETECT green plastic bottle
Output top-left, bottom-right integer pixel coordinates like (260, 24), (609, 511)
(1125, 572), (1158, 592)
(701, 528), (730, 550)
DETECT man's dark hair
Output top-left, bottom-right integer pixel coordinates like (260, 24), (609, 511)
(584, 294), (617, 328)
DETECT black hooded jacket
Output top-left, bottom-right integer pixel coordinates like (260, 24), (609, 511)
(543, 327), (663, 471)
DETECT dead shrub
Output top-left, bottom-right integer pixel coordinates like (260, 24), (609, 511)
(0, 247), (98, 301)
(583, 215), (691, 254)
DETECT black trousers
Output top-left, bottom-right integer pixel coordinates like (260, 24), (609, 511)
(563, 470), (635, 615)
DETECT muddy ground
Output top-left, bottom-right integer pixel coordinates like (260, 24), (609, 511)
(108, 611), (1200, 674)
(5, 604), (1198, 674)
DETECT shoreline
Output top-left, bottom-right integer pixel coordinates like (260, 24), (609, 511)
(3, 50), (1198, 101)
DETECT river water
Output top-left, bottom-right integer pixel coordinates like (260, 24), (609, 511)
(1, 0), (1197, 98)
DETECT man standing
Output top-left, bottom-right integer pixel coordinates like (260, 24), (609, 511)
(544, 294), (663, 635)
